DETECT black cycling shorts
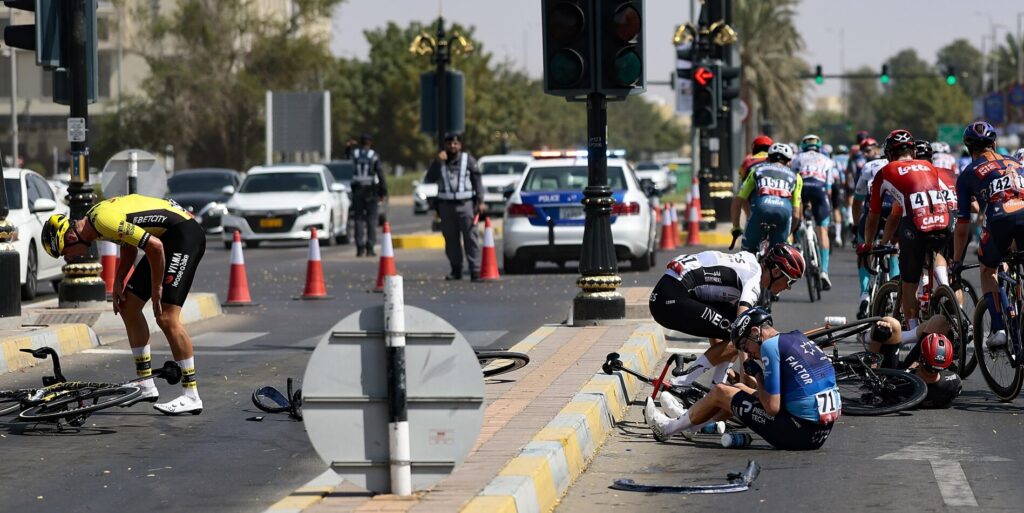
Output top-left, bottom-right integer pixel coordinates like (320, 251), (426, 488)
(802, 184), (831, 226)
(730, 390), (833, 450)
(126, 219), (206, 307)
(897, 218), (949, 284)
(649, 275), (735, 340)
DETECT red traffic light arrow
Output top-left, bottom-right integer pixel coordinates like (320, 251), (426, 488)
(693, 67), (714, 86)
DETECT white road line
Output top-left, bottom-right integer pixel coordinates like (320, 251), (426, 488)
(930, 460), (978, 507)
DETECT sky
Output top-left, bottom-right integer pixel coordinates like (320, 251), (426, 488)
(329, 0), (1024, 109)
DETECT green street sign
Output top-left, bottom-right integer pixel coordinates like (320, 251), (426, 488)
(936, 123), (960, 147)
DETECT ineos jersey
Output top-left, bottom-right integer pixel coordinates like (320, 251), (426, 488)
(665, 251), (762, 308)
(791, 151), (834, 188)
(956, 151), (1024, 223)
(869, 159), (951, 232)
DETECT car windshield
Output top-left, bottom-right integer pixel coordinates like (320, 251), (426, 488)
(3, 178), (22, 209)
(521, 166), (627, 191)
(239, 172), (324, 193)
(480, 161), (528, 176)
(325, 161), (355, 182)
(635, 162), (660, 171)
(168, 172), (234, 193)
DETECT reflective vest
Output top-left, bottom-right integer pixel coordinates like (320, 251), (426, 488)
(437, 153), (473, 200)
(352, 149), (377, 186)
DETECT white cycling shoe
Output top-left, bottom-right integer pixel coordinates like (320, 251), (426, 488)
(658, 390), (688, 418)
(154, 394), (203, 416)
(645, 397), (671, 443)
(119, 386), (159, 408)
(986, 330), (1008, 350)
(821, 272), (832, 291)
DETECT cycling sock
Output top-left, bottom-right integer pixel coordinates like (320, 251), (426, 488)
(933, 266), (949, 287)
(710, 362), (732, 385)
(177, 357), (199, 400)
(986, 292), (1006, 331)
(858, 267), (870, 297)
(819, 247), (830, 273)
(662, 410), (696, 436)
(132, 345), (156, 390)
(889, 256), (900, 277)
(670, 355), (711, 387)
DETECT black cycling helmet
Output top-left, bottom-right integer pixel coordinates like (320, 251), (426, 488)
(962, 121), (997, 150)
(731, 307), (773, 348)
(914, 139), (933, 161)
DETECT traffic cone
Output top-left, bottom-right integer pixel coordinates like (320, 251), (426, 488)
(478, 217), (500, 281)
(99, 240), (118, 298)
(659, 204), (676, 250)
(374, 222), (397, 292)
(669, 203), (681, 247)
(686, 198), (702, 246)
(297, 228), (332, 300)
(223, 231), (257, 306)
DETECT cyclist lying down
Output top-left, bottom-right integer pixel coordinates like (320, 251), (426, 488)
(645, 308), (839, 450)
(868, 316), (962, 409)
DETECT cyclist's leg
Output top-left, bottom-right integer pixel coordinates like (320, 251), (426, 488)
(729, 390), (833, 450)
(977, 219), (1016, 332)
(897, 220), (929, 325)
(658, 382), (745, 437)
(764, 205), (792, 247)
(741, 207), (764, 253)
(816, 192), (831, 274)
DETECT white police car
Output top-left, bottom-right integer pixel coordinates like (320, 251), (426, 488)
(502, 152), (658, 273)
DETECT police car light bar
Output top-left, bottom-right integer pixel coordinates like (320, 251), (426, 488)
(531, 149), (628, 159)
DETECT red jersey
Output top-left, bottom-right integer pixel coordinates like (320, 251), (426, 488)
(869, 159), (950, 233)
(739, 153), (768, 182)
(935, 166), (957, 212)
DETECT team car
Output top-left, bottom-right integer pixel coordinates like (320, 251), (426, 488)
(502, 153), (658, 273)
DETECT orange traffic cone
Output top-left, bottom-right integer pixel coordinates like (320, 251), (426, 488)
(687, 197), (702, 246)
(659, 204), (676, 250)
(223, 231), (256, 306)
(298, 228), (332, 300)
(374, 222), (397, 292)
(99, 240), (118, 298)
(478, 217), (500, 281)
(669, 203), (681, 247)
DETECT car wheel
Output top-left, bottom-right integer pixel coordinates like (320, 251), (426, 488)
(21, 245), (38, 300)
(246, 240), (261, 249)
(322, 219), (335, 247)
(631, 250), (652, 272)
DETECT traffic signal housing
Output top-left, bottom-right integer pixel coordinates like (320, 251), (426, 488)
(3, 0), (63, 68)
(814, 65), (823, 85)
(945, 66), (957, 86)
(880, 64), (890, 84)
(691, 63), (719, 129)
(595, 0), (645, 98)
(542, 0), (594, 97)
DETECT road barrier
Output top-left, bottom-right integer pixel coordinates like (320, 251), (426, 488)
(659, 204), (676, 251)
(479, 217), (500, 281)
(223, 231), (256, 306)
(375, 222), (397, 292)
(298, 228), (331, 300)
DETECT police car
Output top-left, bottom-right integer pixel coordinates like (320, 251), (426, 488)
(502, 152), (658, 273)
(479, 154), (533, 215)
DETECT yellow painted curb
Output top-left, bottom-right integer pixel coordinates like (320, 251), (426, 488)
(266, 488), (333, 511)
(679, 231), (732, 247)
(392, 233), (446, 250)
(195, 294), (222, 320)
(499, 456), (558, 512)
(533, 426), (585, 478)
(580, 378), (626, 419)
(560, 400), (610, 445)
(462, 496), (518, 513)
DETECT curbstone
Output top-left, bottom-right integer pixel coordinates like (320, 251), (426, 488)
(0, 324), (100, 375)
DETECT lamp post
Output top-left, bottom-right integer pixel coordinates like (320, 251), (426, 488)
(409, 17), (474, 148)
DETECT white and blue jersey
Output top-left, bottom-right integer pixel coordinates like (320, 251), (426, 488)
(760, 330), (841, 424)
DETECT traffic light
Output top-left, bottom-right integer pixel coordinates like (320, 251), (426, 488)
(814, 65), (823, 85)
(692, 63), (719, 129)
(3, 0), (63, 68)
(52, 0), (98, 106)
(542, 0), (594, 97)
(945, 66), (957, 86)
(595, 0), (645, 98)
(880, 64), (890, 84)
(719, 63), (741, 103)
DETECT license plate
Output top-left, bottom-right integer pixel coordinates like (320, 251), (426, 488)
(561, 207), (585, 219)
(259, 217), (283, 228)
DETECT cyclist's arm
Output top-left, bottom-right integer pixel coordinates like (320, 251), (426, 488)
(791, 175), (803, 221)
(953, 174), (973, 262)
(116, 245), (137, 285)
(758, 341), (783, 415)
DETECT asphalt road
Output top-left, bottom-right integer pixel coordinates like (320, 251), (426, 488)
(559, 249), (1024, 513)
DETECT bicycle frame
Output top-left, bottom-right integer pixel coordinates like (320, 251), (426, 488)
(996, 261), (1024, 368)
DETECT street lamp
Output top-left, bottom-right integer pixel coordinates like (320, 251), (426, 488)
(409, 17), (473, 149)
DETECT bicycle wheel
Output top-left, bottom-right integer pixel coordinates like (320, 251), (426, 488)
(834, 365), (927, 415)
(806, 317), (881, 347)
(0, 393), (25, 416)
(972, 298), (1024, 401)
(951, 280), (980, 378)
(929, 285), (971, 378)
(18, 385), (141, 422)
(478, 351), (530, 378)
(870, 280), (900, 319)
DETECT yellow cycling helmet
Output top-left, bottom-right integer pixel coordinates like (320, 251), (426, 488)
(41, 214), (71, 258)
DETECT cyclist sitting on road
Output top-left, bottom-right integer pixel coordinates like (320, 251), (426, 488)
(648, 244), (805, 388)
(859, 129), (953, 333)
(792, 134), (835, 290)
(868, 317), (962, 408)
(951, 121), (1024, 350)
(738, 135), (774, 184)
(41, 195), (206, 415)
(646, 307), (839, 450)
(731, 143), (802, 253)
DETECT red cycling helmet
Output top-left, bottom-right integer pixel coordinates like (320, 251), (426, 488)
(764, 243), (806, 281)
(884, 129), (915, 156)
(752, 135), (774, 152)
(919, 333), (953, 371)
(859, 137), (879, 151)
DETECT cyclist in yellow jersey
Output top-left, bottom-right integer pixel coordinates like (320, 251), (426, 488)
(40, 194), (206, 415)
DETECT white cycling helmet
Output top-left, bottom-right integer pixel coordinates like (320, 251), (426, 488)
(1013, 148), (1024, 162)
(932, 141), (951, 154)
(767, 142), (795, 162)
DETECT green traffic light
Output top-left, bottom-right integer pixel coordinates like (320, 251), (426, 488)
(550, 49), (584, 88)
(612, 48), (642, 86)
(946, 75), (957, 85)
(880, 74), (890, 84)
(815, 76), (824, 85)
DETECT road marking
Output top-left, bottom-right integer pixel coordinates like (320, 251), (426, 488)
(83, 348), (309, 356)
(877, 439), (1010, 508)
(191, 331), (268, 347)
(930, 460), (978, 507)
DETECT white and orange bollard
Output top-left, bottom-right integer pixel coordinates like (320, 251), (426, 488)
(375, 222), (397, 292)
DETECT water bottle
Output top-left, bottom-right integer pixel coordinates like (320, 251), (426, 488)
(720, 432), (752, 448)
(824, 316), (847, 327)
(700, 421), (726, 435)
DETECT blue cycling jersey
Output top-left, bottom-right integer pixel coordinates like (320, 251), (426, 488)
(956, 151), (1024, 222)
(760, 331), (840, 424)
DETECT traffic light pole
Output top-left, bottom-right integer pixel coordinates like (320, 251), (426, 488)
(59, 0), (105, 307)
(573, 92), (624, 323)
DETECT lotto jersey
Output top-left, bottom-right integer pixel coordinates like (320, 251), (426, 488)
(869, 159), (950, 232)
(791, 151), (834, 188)
(737, 161), (803, 207)
(665, 250), (762, 308)
(956, 151), (1024, 223)
(760, 331), (841, 424)
(86, 194), (193, 248)
(932, 153), (958, 174)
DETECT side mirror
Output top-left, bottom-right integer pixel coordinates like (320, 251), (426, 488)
(330, 182), (346, 193)
(31, 198), (58, 213)
(503, 184), (515, 200)
(638, 178), (658, 197)
(221, 185), (236, 195)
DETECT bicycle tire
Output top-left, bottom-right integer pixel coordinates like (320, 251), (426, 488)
(870, 280), (900, 319)
(929, 285), (971, 377)
(834, 365), (927, 415)
(951, 279), (979, 378)
(806, 317), (881, 347)
(0, 394), (25, 416)
(972, 298), (1024, 401)
(18, 385), (141, 422)
(478, 351), (530, 378)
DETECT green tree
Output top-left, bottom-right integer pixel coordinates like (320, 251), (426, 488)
(936, 39), (984, 97)
(991, 32), (1023, 91)
(843, 66), (881, 136)
(874, 49), (972, 139)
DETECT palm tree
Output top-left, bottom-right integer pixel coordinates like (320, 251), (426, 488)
(732, 0), (808, 142)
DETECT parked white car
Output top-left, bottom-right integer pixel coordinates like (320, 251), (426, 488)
(221, 164), (349, 249)
(3, 167), (67, 299)
(634, 161), (672, 193)
(479, 154), (532, 216)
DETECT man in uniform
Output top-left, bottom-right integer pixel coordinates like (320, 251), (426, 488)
(351, 134), (388, 257)
(425, 132), (485, 281)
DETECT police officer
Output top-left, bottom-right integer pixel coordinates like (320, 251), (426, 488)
(351, 134), (388, 257)
(425, 132), (485, 281)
